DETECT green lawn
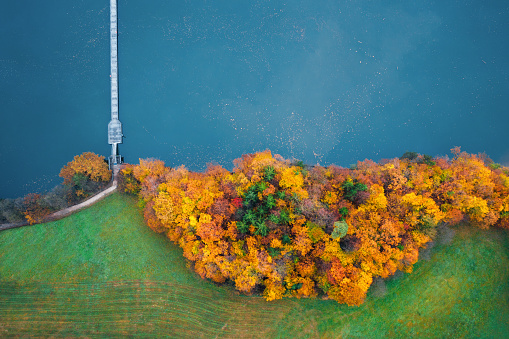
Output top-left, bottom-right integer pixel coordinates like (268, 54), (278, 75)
(1, 193), (508, 338)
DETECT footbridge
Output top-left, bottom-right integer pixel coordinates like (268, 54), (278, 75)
(108, 0), (123, 167)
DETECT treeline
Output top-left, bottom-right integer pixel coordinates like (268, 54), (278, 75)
(119, 147), (509, 306)
(0, 152), (111, 225)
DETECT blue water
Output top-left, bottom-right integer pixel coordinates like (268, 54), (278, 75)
(1, 0), (508, 198)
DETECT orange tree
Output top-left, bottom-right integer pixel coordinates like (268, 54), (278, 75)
(59, 152), (111, 198)
(59, 152), (111, 183)
(22, 193), (52, 225)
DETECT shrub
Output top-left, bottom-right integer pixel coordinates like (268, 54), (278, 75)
(0, 199), (24, 223)
(43, 185), (71, 210)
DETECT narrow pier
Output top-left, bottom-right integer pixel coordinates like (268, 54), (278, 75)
(108, 0), (123, 167)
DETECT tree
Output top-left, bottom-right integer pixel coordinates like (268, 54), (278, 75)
(400, 151), (419, 161)
(118, 164), (141, 194)
(22, 193), (52, 225)
(331, 220), (349, 239)
(59, 152), (111, 185)
(341, 178), (368, 203)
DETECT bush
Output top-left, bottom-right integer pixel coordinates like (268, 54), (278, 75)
(0, 198), (24, 223)
(42, 185), (71, 210)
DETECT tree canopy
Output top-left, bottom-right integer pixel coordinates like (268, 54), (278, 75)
(120, 148), (509, 305)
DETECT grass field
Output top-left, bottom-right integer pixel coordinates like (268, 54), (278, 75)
(1, 193), (508, 338)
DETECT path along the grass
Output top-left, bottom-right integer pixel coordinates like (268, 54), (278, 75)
(0, 193), (508, 338)
(0, 167), (119, 232)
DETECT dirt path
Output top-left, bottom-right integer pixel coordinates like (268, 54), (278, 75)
(0, 166), (120, 232)
(48, 184), (118, 219)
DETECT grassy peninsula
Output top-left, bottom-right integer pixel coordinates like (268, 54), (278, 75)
(0, 193), (508, 337)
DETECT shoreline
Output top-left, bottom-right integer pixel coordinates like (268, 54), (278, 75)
(0, 165), (120, 232)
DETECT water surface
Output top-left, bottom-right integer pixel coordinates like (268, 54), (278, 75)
(1, 0), (508, 198)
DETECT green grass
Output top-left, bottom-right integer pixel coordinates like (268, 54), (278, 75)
(1, 193), (508, 338)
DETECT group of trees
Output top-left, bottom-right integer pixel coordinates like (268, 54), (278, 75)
(0, 152), (111, 225)
(119, 148), (509, 306)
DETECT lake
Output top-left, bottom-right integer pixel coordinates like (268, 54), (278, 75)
(1, 0), (508, 198)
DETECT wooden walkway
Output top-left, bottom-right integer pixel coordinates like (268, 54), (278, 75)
(108, 0), (122, 164)
(110, 0), (119, 122)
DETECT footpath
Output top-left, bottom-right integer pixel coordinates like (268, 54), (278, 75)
(0, 166), (120, 232)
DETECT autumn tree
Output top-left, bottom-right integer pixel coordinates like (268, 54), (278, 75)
(118, 164), (141, 194)
(22, 193), (52, 225)
(59, 152), (111, 184)
(59, 152), (111, 200)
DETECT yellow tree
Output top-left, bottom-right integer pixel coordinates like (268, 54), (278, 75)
(59, 152), (111, 184)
